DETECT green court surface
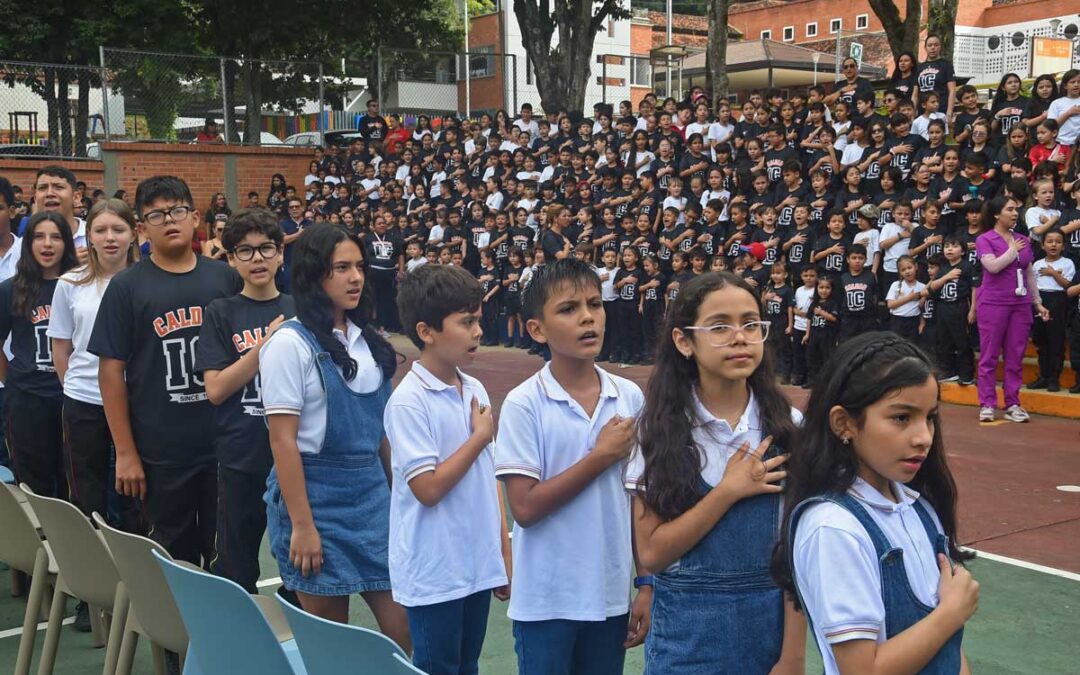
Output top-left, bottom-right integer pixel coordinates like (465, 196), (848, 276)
(2, 546), (1077, 674)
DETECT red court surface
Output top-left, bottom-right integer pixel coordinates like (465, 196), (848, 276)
(393, 340), (1080, 574)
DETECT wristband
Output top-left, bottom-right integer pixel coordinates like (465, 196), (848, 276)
(634, 575), (655, 589)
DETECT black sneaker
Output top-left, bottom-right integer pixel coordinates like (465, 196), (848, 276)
(73, 601), (92, 633)
(1027, 378), (1048, 390)
(1070, 383), (1080, 394)
(1047, 381), (1060, 392)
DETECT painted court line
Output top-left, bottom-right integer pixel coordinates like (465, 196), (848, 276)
(0, 616), (75, 641)
(967, 547), (1080, 582)
(256, 576), (283, 589)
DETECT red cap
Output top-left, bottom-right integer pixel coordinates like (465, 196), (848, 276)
(741, 242), (767, 261)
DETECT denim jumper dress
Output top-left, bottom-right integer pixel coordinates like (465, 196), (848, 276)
(644, 442), (786, 674)
(264, 320), (393, 596)
(789, 493), (963, 674)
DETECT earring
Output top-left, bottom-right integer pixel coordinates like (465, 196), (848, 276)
(842, 436), (851, 445)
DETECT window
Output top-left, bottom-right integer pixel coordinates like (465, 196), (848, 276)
(783, 26), (794, 42)
(856, 14), (869, 30)
(830, 18), (842, 34)
(760, 29), (772, 40)
(806, 22), (818, 38)
(467, 46), (495, 79)
(630, 57), (651, 86)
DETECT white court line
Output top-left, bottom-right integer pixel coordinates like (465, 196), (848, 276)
(0, 616), (75, 640)
(256, 577), (282, 589)
(965, 547), (1080, 582)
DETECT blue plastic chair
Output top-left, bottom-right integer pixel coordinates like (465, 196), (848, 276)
(392, 654), (427, 673)
(153, 551), (306, 675)
(0, 465), (14, 484)
(275, 593), (408, 675)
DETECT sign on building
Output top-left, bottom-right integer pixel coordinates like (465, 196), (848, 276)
(1031, 37), (1072, 78)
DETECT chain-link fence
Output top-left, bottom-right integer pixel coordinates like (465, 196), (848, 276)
(100, 48), (324, 145)
(0, 61), (109, 158)
(594, 54), (654, 111)
(376, 46), (517, 120)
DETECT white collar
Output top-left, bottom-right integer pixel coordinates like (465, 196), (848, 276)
(690, 387), (758, 434)
(537, 363), (619, 404)
(849, 476), (920, 513)
(409, 360), (477, 393)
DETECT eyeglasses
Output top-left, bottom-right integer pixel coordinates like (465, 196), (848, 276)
(142, 205), (191, 226)
(844, 64), (858, 70)
(231, 242), (281, 261)
(682, 320), (771, 347)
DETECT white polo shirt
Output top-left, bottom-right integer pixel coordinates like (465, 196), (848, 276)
(46, 268), (111, 405)
(595, 265), (618, 302)
(385, 362), (507, 607)
(495, 363), (643, 622)
(260, 320), (382, 455)
(793, 478), (946, 675)
(887, 279), (926, 318)
(1032, 257), (1075, 293)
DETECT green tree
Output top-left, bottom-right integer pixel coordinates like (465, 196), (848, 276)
(866, 0), (923, 63)
(927, 0), (960, 61)
(706, 0), (732, 111)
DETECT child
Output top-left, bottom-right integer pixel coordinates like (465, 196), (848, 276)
(405, 241), (427, 273)
(885, 255), (926, 342)
(1029, 230), (1076, 391)
(741, 242), (770, 289)
(639, 254), (664, 364)
(195, 209), (295, 592)
(258, 224), (410, 645)
(0, 212), (77, 497)
(908, 201), (945, 273)
(750, 205), (783, 267)
(921, 256), (942, 359)
(1029, 119), (1069, 169)
(812, 209), (851, 279)
(803, 276), (839, 386)
(596, 249), (619, 362)
(502, 248), (526, 348)
(853, 205), (882, 276)
(386, 264), (510, 674)
(838, 244), (880, 341)
(791, 266), (818, 387)
(613, 246), (644, 365)
(774, 332), (978, 675)
(927, 237), (976, 385)
(627, 272), (804, 673)
(878, 201), (915, 293)
(478, 249), (502, 346)
(782, 204), (813, 279)
(1025, 179), (1062, 244)
(666, 251), (693, 306)
(89, 176), (241, 565)
(763, 262), (795, 383)
(495, 259), (650, 675)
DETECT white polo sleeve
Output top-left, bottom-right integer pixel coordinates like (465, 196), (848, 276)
(794, 511), (885, 645)
(259, 330), (310, 416)
(46, 280), (74, 340)
(624, 443), (645, 492)
(385, 400), (440, 482)
(494, 398), (542, 480)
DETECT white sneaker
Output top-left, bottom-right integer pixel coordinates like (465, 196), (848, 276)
(979, 407), (995, 422)
(1004, 405), (1030, 423)
(938, 374), (959, 383)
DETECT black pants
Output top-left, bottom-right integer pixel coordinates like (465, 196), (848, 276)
(890, 315), (920, 343)
(6, 388), (65, 498)
(211, 466), (268, 593)
(920, 318), (939, 366)
(791, 328), (808, 383)
(839, 314), (879, 343)
(614, 302), (642, 361)
(936, 302), (974, 381)
(62, 397), (144, 533)
(641, 302), (663, 361)
(481, 298), (499, 345)
(368, 267), (400, 332)
(766, 326), (793, 379)
(1069, 308), (1080, 374)
(144, 461), (217, 567)
(1033, 291), (1068, 381)
(806, 332), (836, 385)
(598, 300), (617, 360)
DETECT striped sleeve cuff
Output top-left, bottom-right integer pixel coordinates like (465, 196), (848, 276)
(624, 478), (645, 492)
(495, 464), (542, 480)
(824, 626), (880, 644)
(263, 405), (301, 416)
(403, 462), (437, 482)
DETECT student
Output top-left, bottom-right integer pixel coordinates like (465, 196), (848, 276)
(0, 177), (22, 469)
(885, 255), (925, 342)
(495, 259), (650, 675)
(803, 276), (839, 386)
(477, 249), (502, 346)
(195, 210), (295, 592)
(638, 254), (663, 364)
(90, 176), (241, 566)
(502, 248), (527, 348)
(921, 256), (943, 361)
(0, 211), (77, 498)
(928, 237), (977, 386)
(48, 199), (142, 535)
(258, 223), (410, 644)
(813, 209), (852, 279)
(613, 246), (643, 365)
(386, 264), (510, 675)
(627, 272), (804, 674)
(1029, 230), (1075, 391)
(595, 249), (619, 362)
(791, 265), (818, 388)
(838, 244), (879, 341)
(878, 201), (915, 293)
(763, 262), (795, 383)
(774, 332), (978, 675)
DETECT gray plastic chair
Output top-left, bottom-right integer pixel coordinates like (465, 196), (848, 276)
(392, 654), (427, 674)
(275, 593), (406, 674)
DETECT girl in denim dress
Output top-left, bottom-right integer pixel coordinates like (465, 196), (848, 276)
(259, 223), (411, 651)
(626, 272), (806, 674)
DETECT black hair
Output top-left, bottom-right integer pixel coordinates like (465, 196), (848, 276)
(0, 176), (13, 207)
(221, 209), (285, 251)
(291, 223), (396, 381)
(638, 272), (798, 520)
(134, 176), (194, 214)
(771, 332), (972, 605)
(35, 165), (77, 190)
(13, 212), (77, 320)
(397, 264), (483, 350)
(521, 258), (602, 322)
(847, 243), (868, 258)
(964, 152), (988, 169)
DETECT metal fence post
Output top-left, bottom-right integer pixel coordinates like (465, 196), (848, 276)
(219, 58), (230, 144)
(602, 57), (607, 104)
(511, 54), (518, 116)
(376, 46), (383, 118)
(99, 46), (112, 141)
(318, 62), (325, 143)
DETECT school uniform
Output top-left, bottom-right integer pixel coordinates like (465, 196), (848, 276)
(790, 478), (963, 675)
(88, 257), (241, 565)
(495, 365), (643, 675)
(1031, 257), (1076, 385)
(613, 267), (643, 363)
(641, 271), (664, 362)
(195, 292), (296, 592)
(385, 362), (508, 675)
(791, 285), (814, 385)
(0, 235), (21, 470)
(596, 265), (619, 362)
(763, 283), (794, 380)
(886, 279), (926, 342)
(814, 233), (851, 279)
(933, 260), (976, 383)
(260, 319), (392, 595)
(838, 269), (880, 341)
(364, 230), (402, 332)
(625, 393), (803, 674)
(477, 265), (502, 345)
(806, 298), (839, 384)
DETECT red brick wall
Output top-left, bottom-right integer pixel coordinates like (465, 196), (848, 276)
(0, 158), (105, 194)
(971, 0), (1080, 28)
(463, 12), (507, 114)
(728, 0), (911, 43)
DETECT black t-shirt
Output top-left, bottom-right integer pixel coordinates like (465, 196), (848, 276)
(0, 277), (61, 398)
(763, 284), (793, 330)
(990, 97), (1029, 143)
(478, 266), (502, 299)
(642, 271), (664, 308)
(88, 258), (243, 466)
(915, 60), (955, 102)
(773, 182), (807, 227)
(839, 270), (879, 316)
(667, 271), (694, 303)
(809, 298), (839, 336)
(358, 114), (389, 142)
(833, 77), (875, 108)
(953, 109), (992, 146)
(195, 293), (296, 474)
(364, 231), (401, 270)
(656, 225), (683, 264)
(764, 146), (798, 185)
(909, 225), (945, 263)
(634, 233), (659, 260)
(784, 225), (813, 273)
(615, 267), (640, 302)
(724, 223), (752, 259)
(540, 229), (570, 261)
(933, 260), (975, 304)
(751, 227), (785, 266)
(815, 232), (852, 277)
(509, 226), (535, 254)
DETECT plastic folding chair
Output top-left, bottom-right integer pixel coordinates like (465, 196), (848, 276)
(392, 654), (428, 674)
(275, 593), (406, 674)
(153, 550), (304, 675)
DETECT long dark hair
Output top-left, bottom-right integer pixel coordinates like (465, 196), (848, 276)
(771, 332), (972, 606)
(978, 194), (1019, 233)
(290, 223), (396, 382)
(992, 72), (1024, 108)
(13, 212), (77, 320)
(638, 272), (797, 520)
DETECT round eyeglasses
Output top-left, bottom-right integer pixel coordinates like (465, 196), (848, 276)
(231, 242), (280, 261)
(682, 320), (771, 348)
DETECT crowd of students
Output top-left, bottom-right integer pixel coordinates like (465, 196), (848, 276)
(0, 33), (1075, 674)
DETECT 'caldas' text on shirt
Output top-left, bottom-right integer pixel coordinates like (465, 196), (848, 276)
(154, 307), (204, 337)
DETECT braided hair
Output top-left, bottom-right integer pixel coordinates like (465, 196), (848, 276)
(771, 332), (972, 606)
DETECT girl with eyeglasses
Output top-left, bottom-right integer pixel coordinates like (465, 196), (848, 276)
(626, 271), (805, 674)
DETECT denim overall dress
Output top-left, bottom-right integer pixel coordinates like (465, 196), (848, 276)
(789, 493), (963, 674)
(264, 320), (393, 596)
(644, 443), (786, 674)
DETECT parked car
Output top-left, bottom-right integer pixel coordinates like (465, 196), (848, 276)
(283, 129), (363, 148)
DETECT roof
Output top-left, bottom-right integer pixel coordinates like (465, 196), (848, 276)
(680, 39), (888, 79)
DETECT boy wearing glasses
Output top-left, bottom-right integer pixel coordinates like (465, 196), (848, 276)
(90, 176), (241, 566)
(279, 197), (311, 293)
(196, 209), (294, 591)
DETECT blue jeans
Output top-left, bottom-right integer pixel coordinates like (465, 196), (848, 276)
(406, 590), (492, 675)
(0, 387), (9, 469)
(513, 613), (628, 675)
